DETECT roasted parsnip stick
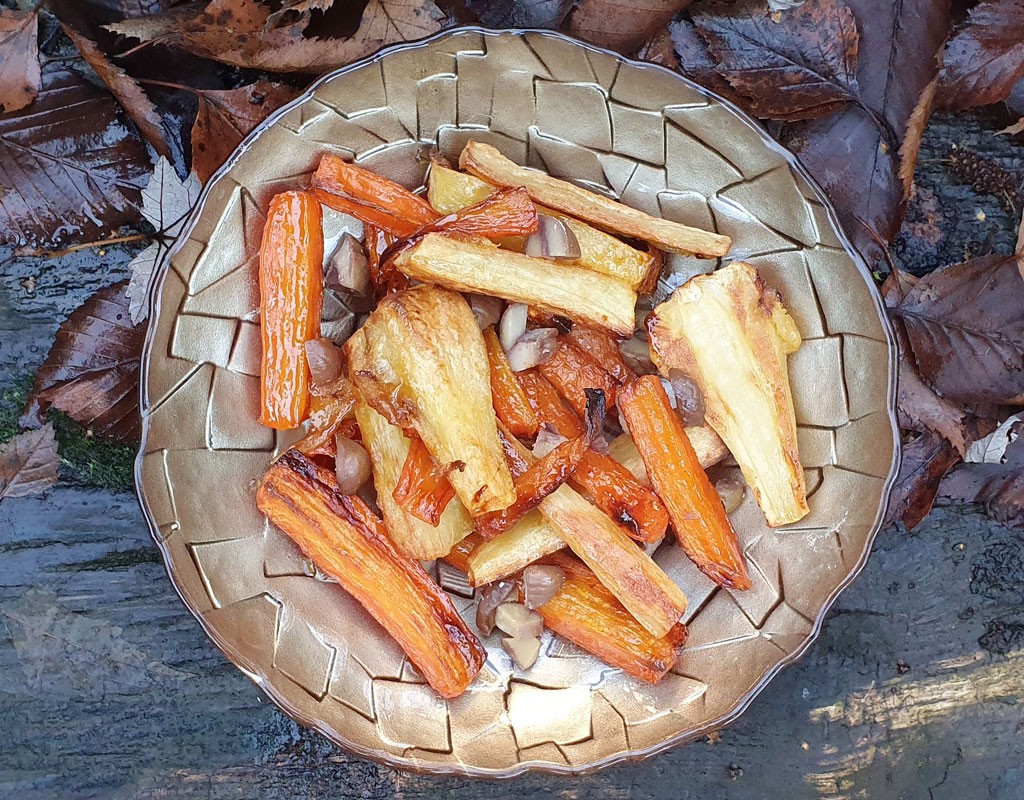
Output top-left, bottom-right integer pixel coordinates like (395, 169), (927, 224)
(393, 234), (637, 336)
(619, 376), (751, 590)
(427, 164), (656, 289)
(648, 262), (808, 526)
(465, 511), (566, 585)
(356, 402), (473, 560)
(346, 286), (515, 515)
(257, 450), (485, 698)
(537, 553), (687, 683)
(501, 431), (688, 637)
(459, 140), (731, 257)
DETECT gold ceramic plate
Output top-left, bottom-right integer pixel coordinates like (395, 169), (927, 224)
(137, 27), (899, 776)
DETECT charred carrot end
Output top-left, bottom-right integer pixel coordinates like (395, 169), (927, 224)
(517, 370), (583, 438)
(572, 451), (669, 544)
(537, 553), (682, 683)
(619, 375), (751, 590)
(436, 187), (538, 239)
(314, 189), (422, 238)
(257, 451), (485, 698)
(259, 191), (324, 430)
(483, 327), (540, 438)
(566, 325), (636, 386)
(393, 437), (457, 527)
(313, 153), (438, 229)
(539, 338), (619, 419)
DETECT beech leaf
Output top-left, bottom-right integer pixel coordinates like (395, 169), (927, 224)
(780, 0), (951, 269)
(669, 18), (746, 104)
(108, 0), (444, 73)
(0, 424), (59, 502)
(893, 252), (1024, 406)
(57, 20), (172, 160)
(0, 9), (39, 114)
(265, 0), (336, 30)
(691, 0), (860, 121)
(565, 0), (693, 54)
(465, 0), (576, 29)
(0, 62), (151, 248)
(937, 0), (1024, 112)
(637, 28), (680, 70)
(22, 283), (147, 442)
(191, 81), (301, 183)
(885, 431), (961, 530)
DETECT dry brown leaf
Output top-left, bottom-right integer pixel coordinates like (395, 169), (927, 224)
(58, 21), (172, 160)
(565, 0), (693, 54)
(898, 76), (939, 201)
(106, 0), (442, 73)
(191, 81), (301, 182)
(22, 283), (146, 442)
(465, 0), (575, 28)
(0, 424), (59, 502)
(0, 9), (39, 114)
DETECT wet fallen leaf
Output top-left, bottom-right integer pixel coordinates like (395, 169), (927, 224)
(57, 20), (172, 160)
(885, 430), (961, 530)
(636, 27), (679, 70)
(940, 434), (1024, 529)
(669, 18), (744, 102)
(22, 283), (147, 442)
(937, 0), (1024, 112)
(0, 62), (151, 248)
(690, 0), (860, 121)
(465, 0), (575, 28)
(0, 424), (59, 502)
(191, 80), (301, 183)
(893, 249), (1024, 406)
(565, 0), (692, 53)
(0, 9), (39, 113)
(780, 0), (951, 269)
(108, 0), (443, 73)
(126, 156), (202, 323)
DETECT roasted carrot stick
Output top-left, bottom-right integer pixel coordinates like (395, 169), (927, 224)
(483, 327), (540, 438)
(539, 338), (619, 418)
(619, 375), (751, 590)
(257, 450), (486, 698)
(536, 553), (686, 683)
(314, 189), (423, 238)
(392, 437), (456, 526)
(443, 532), (483, 573)
(477, 391), (604, 539)
(259, 191), (324, 430)
(421, 186), (538, 240)
(566, 325), (636, 385)
(518, 370), (584, 437)
(572, 452), (668, 544)
(518, 371), (667, 543)
(313, 153), (438, 236)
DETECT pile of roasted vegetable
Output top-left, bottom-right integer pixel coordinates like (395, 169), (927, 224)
(254, 141), (809, 698)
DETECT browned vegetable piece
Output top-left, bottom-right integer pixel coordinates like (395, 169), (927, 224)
(256, 450), (485, 698)
(459, 140), (731, 257)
